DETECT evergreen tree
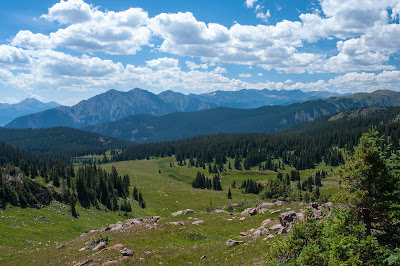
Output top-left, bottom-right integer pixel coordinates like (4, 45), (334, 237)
(133, 186), (138, 201)
(212, 175), (223, 191)
(338, 130), (400, 242)
(227, 187), (232, 199)
(234, 155), (241, 170)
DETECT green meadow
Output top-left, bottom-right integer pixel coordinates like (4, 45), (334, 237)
(0, 157), (340, 264)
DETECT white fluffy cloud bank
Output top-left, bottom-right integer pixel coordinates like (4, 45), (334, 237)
(2, 0), (400, 101)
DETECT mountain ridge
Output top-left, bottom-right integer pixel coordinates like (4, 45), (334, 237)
(0, 98), (61, 126)
(5, 88), (215, 129)
(84, 90), (400, 143)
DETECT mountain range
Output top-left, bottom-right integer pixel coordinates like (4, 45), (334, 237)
(5, 88), (342, 129)
(85, 90), (400, 143)
(190, 89), (341, 108)
(0, 98), (60, 126)
(5, 89), (215, 129)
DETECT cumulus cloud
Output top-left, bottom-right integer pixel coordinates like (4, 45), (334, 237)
(0, 45), (32, 69)
(4, 0), (400, 98)
(239, 73), (252, 77)
(13, 1), (151, 55)
(146, 57), (179, 69)
(41, 0), (95, 24)
(245, 0), (258, 8)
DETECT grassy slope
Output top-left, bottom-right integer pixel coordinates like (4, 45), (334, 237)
(1, 157), (340, 264)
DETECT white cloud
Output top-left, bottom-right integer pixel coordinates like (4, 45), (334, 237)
(258, 73), (263, 76)
(13, 1), (151, 55)
(213, 67), (227, 74)
(245, 0), (258, 9)
(41, 0), (95, 24)
(4, 0), (400, 98)
(256, 10), (271, 23)
(239, 73), (252, 77)
(0, 45), (31, 69)
(146, 57), (179, 69)
(185, 61), (208, 71)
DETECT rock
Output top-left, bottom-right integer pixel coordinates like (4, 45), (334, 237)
(89, 230), (97, 233)
(275, 200), (286, 206)
(261, 218), (273, 228)
(296, 212), (305, 220)
(251, 230), (262, 242)
(214, 209), (227, 213)
(279, 211), (297, 230)
(241, 208), (257, 216)
(170, 209), (194, 217)
(192, 220), (204, 225)
(240, 232), (247, 236)
(56, 244), (65, 249)
(320, 202), (332, 211)
(200, 255), (207, 259)
(120, 248), (134, 256)
(78, 247), (86, 252)
(277, 227), (287, 235)
(104, 260), (119, 265)
(310, 202), (320, 209)
(225, 239), (243, 247)
(239, 217), (246, 221)
(184, 209), (195, 215)
(149, 216), (161, 223)
(261, 229), (270, 235)
(258, 208), (268, 214)
(146, 224), (154, 230)
(123, 218), (143, 228)
(110, 223), (123, 232)
(270, 209), (282, 214)
(269, 224), (284, 232)
(251, 234), (261, 242)
(92, 241), (107, 251)
(170, 210), (184, 217)
(313, 210), (323, 219)
(263, 234), (275, 240)
(170, 221), (185, 226)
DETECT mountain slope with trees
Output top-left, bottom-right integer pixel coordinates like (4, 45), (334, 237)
(86, 90), (400, 143)
(5, 88), (215, 129)
(0, 127), (131, 157)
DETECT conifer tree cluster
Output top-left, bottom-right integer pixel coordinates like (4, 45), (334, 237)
(240, 179), (263, 194)
(192, 172), (222, 190)
(132, 186), (146, 208)
(75, 164), (131, 211)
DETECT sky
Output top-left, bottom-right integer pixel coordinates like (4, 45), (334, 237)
(1, 0), (400, 105)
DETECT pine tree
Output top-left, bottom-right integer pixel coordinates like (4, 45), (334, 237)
(133, 186), (138, 201)
(227, 187), (232, 199)
(338, 130), (400, 242)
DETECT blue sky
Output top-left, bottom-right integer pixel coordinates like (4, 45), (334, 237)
(1, 0), (400, 105)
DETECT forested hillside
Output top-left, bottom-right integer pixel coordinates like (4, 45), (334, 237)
(86, 90), (400, 143)
(0, 127), (132, 157)
(113, 107), (400, 170)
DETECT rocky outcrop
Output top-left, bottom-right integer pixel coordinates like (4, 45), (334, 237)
(279, 211), (297, 231)
(225, 239), (243, 247)
(308, 202), (333, 218)
(241, 208), (257, 216)
(92, 241), (106, 251)
(170, 209), (196, 217)
(120, 248), (134, 256)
